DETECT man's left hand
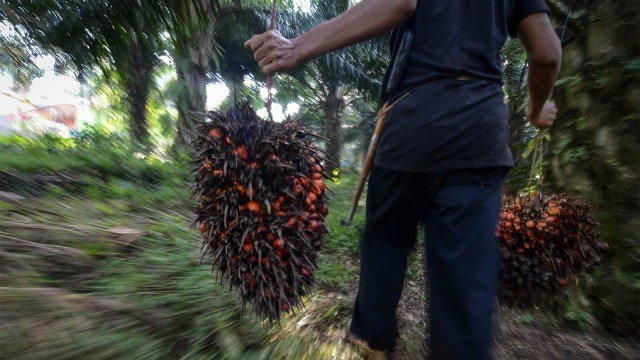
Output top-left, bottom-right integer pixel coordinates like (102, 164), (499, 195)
(244, 30), (303, 75)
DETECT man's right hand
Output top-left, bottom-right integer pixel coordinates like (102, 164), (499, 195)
(526, 101), (557, 129)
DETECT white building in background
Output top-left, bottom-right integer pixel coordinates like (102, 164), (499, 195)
(0, 54), (91, 137)
(0, 91), (77, 137)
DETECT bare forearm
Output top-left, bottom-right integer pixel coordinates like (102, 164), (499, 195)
(294, 0), (416, 62)
(527, 57), (560, 118)
(517, 13), (562, 128)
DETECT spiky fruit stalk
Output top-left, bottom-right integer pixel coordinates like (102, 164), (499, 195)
(497, 194), (607, 307)
(192, 105), (329, 320)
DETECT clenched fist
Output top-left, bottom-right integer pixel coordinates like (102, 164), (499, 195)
(244, 30), (303, 75)
(526, 101), (557, 129)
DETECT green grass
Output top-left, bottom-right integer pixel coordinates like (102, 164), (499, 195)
(0, 134), (366, 359)
(312, 171), (364, 290)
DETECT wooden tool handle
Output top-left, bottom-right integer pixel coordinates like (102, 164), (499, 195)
(343, 93), (410, 226)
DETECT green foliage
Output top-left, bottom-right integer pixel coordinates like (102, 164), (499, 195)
(0, 136), (367, 359)
(515, 313), (535, 325)
(310, 170), (364, 288)
(321, 170), (366, 255)
(563, 302), (594, 332)
(0, 131), (190, 196)
(0, 24), (44, 91)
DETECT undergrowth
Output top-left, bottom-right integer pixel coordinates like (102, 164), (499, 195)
(0, 132), (364, 359)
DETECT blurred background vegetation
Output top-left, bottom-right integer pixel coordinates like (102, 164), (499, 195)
(0, 0), (637, 359)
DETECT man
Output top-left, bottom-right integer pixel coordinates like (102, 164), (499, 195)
(245, 0), (561, 358)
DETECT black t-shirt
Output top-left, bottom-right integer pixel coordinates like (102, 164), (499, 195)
(374, 0), (550, 172)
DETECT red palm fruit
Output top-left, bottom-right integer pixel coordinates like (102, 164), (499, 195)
(293, 184), (305, 196)
(281, 303), (289, 311)
(313, 179), (325, 191)
(285, 217), (296, 227)
(199, 222), (207, 233)
(308, 220), (320, 232)
(276, 211), (286, 217)
(300, 177), (310, 187)
(235, 182), (244, 192)
(320, 204), (329, 216)
(525, 220), (535, 229)
(273, 238), (285, 250)
(247, 201), (260, 212)
(300, 268), (311, 277)
(209, 128), (222, 138)
(235, 145), (248, 160)
(311, 172), (322, 180)
(306, 193), (317, 205)
(307, 204), (316, 212)
(243, 243), (253, 253)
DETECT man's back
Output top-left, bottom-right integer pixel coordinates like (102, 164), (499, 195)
(399, 0), (547, 88)
(375, 0), (550, 172)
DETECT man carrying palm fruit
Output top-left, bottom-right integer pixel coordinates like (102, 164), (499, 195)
(245, 0), (561, 358)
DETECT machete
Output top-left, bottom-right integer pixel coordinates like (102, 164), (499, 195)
(342, 31), (413, 226)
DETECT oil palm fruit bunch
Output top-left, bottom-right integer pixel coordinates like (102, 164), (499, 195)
(497, 194), (608, 307)
(192, 104), (329, 321)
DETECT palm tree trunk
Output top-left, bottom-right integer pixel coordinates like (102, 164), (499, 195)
(125, 74), (151, 147)
(175, 63), (208, 147)
(321, 86), (345, 175)
(173, 0), (215, 148)
(123, 41), (153, 147)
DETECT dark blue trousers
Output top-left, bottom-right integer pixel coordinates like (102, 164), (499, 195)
(349, 166), (509, 359)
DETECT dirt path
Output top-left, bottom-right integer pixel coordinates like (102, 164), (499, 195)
(293, 256), (639, 360)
